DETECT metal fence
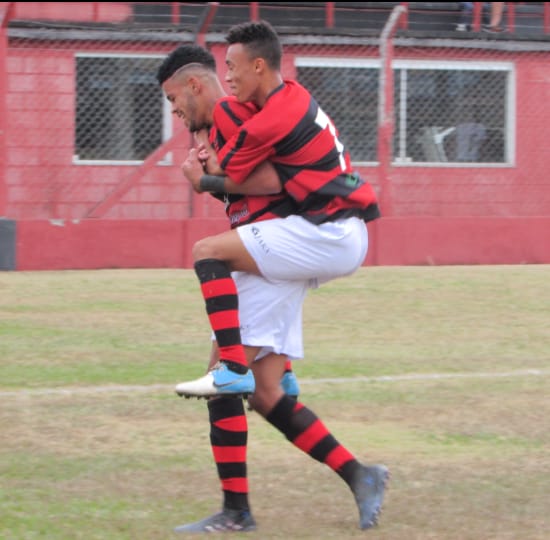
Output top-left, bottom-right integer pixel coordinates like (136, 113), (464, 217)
(2, 2), (550, 220)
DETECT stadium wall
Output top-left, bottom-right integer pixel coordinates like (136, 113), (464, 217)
(6, 216), (550, 271)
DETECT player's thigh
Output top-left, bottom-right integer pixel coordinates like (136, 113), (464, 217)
(237, 215), (368, 283)
(192, 228), (260, 274)
(233, 271), (307, 361)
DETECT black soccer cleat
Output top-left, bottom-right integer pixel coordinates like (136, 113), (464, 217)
(350, 464), (390, 529)
(173, 508), (257, 533)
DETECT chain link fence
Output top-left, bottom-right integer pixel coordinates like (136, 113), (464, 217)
(3, 2), (550, 220)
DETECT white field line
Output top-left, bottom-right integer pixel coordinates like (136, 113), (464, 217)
(0, 369), (547, 398)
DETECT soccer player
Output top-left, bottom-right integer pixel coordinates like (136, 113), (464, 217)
(177, 21), (379, 398)
(161, 21), (389, 533)
(156, 44), (301, 396)
(157, 44), (304, 533)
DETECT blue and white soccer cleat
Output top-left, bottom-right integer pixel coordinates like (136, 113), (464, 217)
(351, 464), (390, 530)
(280, 370), (300, 399)
(175, 363), (255, 398)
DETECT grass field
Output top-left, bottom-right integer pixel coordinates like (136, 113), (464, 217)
(1, 265), (549, 539)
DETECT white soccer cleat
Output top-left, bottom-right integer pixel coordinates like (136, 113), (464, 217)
(175, 363), (255, 398)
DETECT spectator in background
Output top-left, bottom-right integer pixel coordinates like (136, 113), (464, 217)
(456, 2), (505, 33)
(456, 2), (473, 31)
(483, 2), (505, 33)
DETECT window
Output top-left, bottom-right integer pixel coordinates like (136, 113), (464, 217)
(394, 60), (513, 165)
(296, 58), (379, 163)
(296, 57), (514, 165)
(75, 53), (170, 164)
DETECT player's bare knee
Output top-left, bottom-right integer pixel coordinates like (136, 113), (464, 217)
(249, 388), (281, 417)
(192, 237), (218, 262)
(248, 393), (269, 416)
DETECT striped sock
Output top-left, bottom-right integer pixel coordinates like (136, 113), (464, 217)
(208, 398), (249, 511)
(265, 395), (361, 486)
(194, 258), (248, 373)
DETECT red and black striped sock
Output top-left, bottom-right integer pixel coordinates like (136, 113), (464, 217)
(194, 258), (248, 374)
(208, 398), (249, 511)
(284, 359), (293, 373)
(265, 395), (361, 487)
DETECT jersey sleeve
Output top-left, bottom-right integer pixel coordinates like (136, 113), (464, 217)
(216, 113), (278, 184)
(212, 98), (257, 148)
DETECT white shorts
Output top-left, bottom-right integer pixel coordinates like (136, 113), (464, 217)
(231, 272), (308, 361)
(237, 215), (369, 287)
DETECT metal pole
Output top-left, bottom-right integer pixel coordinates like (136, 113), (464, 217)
(0, 2), (14, 217)
(378, 4), (406, 219)
(194, 2), (219, 47)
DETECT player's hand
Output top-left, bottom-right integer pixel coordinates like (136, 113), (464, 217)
(196, 144), (210, 164)
(198, 144), (223, 176)
(193, 131), (223, 175)
(181, 148), (204, 193)
(193, 130), (210, 169)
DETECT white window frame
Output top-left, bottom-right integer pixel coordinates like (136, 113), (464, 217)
(73, 52), (172, 166)
(295, 56), (516, 167)
(393, 59), (515, 167)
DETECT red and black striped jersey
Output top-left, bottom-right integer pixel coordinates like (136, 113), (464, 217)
(217, 80), (380, 224)
(209, 96), (297, 228)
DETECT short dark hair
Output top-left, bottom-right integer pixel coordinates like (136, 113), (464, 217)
(225, 20), (282, 70)
(156, 44), (216, 85)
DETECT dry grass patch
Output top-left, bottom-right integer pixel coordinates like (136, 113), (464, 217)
(1, 266), (549, 539)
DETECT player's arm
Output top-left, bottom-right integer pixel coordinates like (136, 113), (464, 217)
(229, 161), (282, 194)
(182, 148), (282, 195)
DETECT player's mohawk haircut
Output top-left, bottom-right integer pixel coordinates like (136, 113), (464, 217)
(156, 44), (216, 85)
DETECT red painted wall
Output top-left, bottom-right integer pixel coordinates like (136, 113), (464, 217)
(16, 218), (229, 270)
(4, 41), (208, 221)
(6, 42), (550, 221)
(4, 10), (550, 269)
(15, 216), (550, 271)
(12, 2), (132, 23)
(373, 217), (550, 265)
